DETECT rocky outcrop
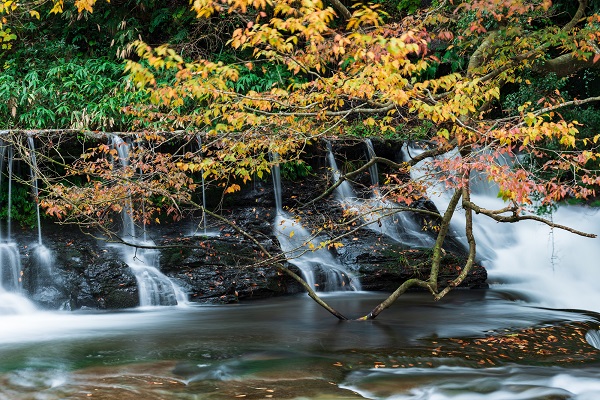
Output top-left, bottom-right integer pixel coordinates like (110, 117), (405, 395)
(6, 139), (487, 310)
(158, 231), (305, 304)
(18, 226), (139, 310)
(11, 195), (486, 310)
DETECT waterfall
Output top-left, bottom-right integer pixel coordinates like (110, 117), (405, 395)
(0, 242), (21, 292)
(364, 139), (436, 247)
(271, 156), (360, 291)
(402, 142), (600, 312)
(25, 137), (56, 299)
(27, 136), (44, 246)
(110, 135), (187, 307)
(327, 141), (435, 248)
(111, 135), (136, 239)
(0, 240), (36, 315)
(364, 139), (379, 187)
(7, 145), (13, 240)
(400, 144), (515, 262)
(0, 141), (37, 314)
(112, 242), (187, 307)
(0, 139), (6, 240)
(325, 142), (356, 200)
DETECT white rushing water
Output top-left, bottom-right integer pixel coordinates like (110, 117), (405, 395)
(27, 136), (45, 246)
(0, 138), (597, 398)
(273, 212), (361, 291)
(111, 135), (188, 306)
(0, 141), (39, 314)
(271, 155), (360, 291)
(342, 365), (600, 400)
(0, 242), (36, 315)
(402, 143), (600, 312)
(327, 141), (435, 248)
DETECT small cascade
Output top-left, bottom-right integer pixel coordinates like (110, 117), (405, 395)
(0, 143), (37, 314)
(400, 143), (513, 261)
(402, 142), (600, 312)
(364, 139), (436, 247)
(325, 142), (356, 200)
(111, 135), (187, 306)
(0, 242), (21, 292)
(111, 135), (136, 239)
(26, 136), (55, 294)
(327, 141), (435, 248)
(114, 243), (187, 307)
(0, 139), (6, 240)
(364, 138), (379, 187)
(27, 137), (45, 246)
(7, 144), (13, 239)
(27, 136), (53, 274)
(271, 156), (359, 291)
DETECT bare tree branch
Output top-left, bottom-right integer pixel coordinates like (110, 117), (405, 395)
(464, 200), (597, 238)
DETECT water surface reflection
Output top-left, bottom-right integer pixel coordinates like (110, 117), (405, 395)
(0, 291), (597, 399)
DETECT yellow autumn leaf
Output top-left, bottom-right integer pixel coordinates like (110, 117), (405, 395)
(50, 0), (64, 13)
(74, 0), (96, 13)
(225, 184), (241, 194)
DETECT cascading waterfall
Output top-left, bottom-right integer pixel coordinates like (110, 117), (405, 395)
(0, 139), (36, 314)
(27, 137), (44, 246)
(0, 139), (6, 240)
(325, 142), (356, 200)
(7, 144), (13, 240)
(402, 142), (600, 313)
(111, 135), (187, 307)
(0, 239), (35, 314)
(364, 139), (436, 247)
(401, 144), (517, 263)
(116, 243), (188, 307)
(326, 141), (435, 247)
(26, 136), (54, 280)
(271, 155), (359, 291)
(112, 136), (136, 239)
(364, 138), (379, 188)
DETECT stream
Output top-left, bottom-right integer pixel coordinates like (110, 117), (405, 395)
(0, 290), (599, 399)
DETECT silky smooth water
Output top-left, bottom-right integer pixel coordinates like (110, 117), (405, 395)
(271, 157), (360, 291)
(328, 142), (435, 248)
(110, 135), (187, 306)
(0, 292), (596, 399)
(402, 143), (600, 313)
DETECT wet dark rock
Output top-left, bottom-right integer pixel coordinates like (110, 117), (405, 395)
(18, 226), (139, 310)
(6, 141), (488, 310)
(158, 233), (304, 304)
(335, 228), (487, 292)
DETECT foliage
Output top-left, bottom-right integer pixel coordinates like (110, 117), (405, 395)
(231, 61), (299, 93)
(0, 183), (38, 229)
(395, 0), (422, 15)
(0, 42), (147, 130)
(280, 161), (313, 181)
